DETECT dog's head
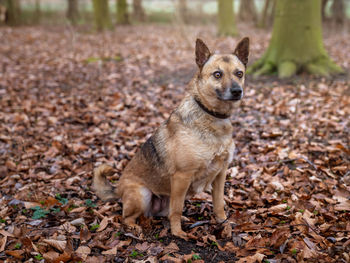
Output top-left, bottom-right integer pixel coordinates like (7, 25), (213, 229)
(195, 38), (249, 103)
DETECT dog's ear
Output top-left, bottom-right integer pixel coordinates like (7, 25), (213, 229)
(234, 37), (249, 66)
(195, 38), (211, 70)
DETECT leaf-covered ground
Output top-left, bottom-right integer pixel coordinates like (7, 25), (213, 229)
(0, 24), (349, 262)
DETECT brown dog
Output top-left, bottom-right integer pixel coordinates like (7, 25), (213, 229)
(93, 37), (249, 239)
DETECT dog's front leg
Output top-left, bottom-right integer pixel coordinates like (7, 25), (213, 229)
(169, 172), (192, 239)
(212, 167), (228, 223)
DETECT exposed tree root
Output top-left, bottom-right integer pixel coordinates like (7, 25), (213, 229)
(278, 61), (297, 78)
(248, 56), (343, 78)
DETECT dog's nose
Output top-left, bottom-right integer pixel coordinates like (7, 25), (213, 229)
(230, 86), (242, 98)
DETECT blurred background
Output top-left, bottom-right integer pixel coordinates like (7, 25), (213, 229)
(1, 0), (350, 30)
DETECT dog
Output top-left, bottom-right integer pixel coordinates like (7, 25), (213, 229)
(93, 37), (249, 239)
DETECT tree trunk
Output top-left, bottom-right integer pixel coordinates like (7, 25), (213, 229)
(258, 0), (275, 28)
(178, 0), (188, 24)
(92, 0), (111, 31)
(34, 0), (40, 23)
(238, 0), (257, 24)
(5, 0), (21, 26)
(321, 0), (328, 20)
(248, 0), (342, 78)
(67, 0), (79, 25)
(331, 0), (345, 27)
(133, 0), (145, 22)
(217, 0), (236, 36)
(116, 0), (129, 24)
(0, 1), (6, 24)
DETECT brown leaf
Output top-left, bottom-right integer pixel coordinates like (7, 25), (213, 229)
(270, 227), (289, 248)
(43, 239), (67, 252)
(220, 222), (232, 239)
(162, 241), (179, 255)
(97, 217), (110, 232)
(269, 203), (288, 213)
(52, 252), (72, 263)
(334, 200), (350, 211)
(43, 251), (60, 263)
(5, 249), (24, 259)
(236, 252), (265, 263)
(80, 226), (92, 242)
(21, 237), (38, 252)
(101, 245), (118, 255)
(160, 254), (183, 263)
(76, 246), (91, 260)
(0, 230), (14, 238)
(0, 236), (7, 252)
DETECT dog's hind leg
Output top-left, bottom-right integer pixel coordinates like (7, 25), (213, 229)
(121, 182), (151, 232)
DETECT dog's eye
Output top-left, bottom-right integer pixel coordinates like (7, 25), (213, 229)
(235, 71), (244, 78)
(213, 71), (222, 79)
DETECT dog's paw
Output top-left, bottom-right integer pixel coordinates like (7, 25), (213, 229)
(172, 229), (188, 240)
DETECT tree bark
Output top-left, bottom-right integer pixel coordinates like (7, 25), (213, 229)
(178, 0), (188, 24)
(133, 0), (145, 22)
(331, 0), (345, 27)
(34, 0), (40, 23)
(238, 0), (257, 23)
(117, 0), (129, 24)
(258, 0), (275, 28)
(67, 0), (79, 25)
(321, 0), (328, 20)
(92, 0), (111, 31)
(5, 0), (21, 26)
(248, 0), (342, 78)
(217, 0), (236, 36)
(0, 1), (5, 24)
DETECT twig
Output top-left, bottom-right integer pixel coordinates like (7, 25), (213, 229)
(189, 220), (210, 229)
(301, 156), (318, 171)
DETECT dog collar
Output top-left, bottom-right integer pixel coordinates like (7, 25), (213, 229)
(194, 97), (230, 119)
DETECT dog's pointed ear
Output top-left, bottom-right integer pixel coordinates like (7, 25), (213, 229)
(234, 37), (250, 66)
(195, 38), (211, 69)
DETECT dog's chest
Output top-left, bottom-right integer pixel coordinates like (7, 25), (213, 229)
(190, 136), (235, 195)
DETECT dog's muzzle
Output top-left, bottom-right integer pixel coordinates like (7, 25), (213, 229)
(216, 82), (243, 101)
(230, 83), (243, 101)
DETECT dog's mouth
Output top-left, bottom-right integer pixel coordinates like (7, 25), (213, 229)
(217, 97), (241, 101)
(215, 89), (243, 102)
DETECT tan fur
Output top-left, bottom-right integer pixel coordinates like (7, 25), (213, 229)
(93, 38), (250, 239)
(92, 164), (120, 201)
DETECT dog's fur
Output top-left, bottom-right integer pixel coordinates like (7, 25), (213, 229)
(93, 38), (249, 239)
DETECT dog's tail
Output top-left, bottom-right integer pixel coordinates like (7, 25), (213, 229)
(92, 164), (120, 201)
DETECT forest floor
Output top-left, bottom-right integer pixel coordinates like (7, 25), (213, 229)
(0, 24), (349, 263)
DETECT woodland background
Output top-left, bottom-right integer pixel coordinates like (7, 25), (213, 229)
(0, 0), (349, 262)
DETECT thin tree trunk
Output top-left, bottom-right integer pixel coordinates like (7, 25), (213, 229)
(92, 0), (111, 31)
(178, 0), (188, 24)
(331, 0), (345, 27)
(34, 0), (40, 24)
(321, 0), (328, 20)
(238, 0), (257, 24)
(258, 0), (275, 28)
(217, 0), (236, 36)
(67, 0), (79, 25)
(133, 0), (145, 22)
(117, 0), (129, 24)
(249, 0), (342, 78)
(0, 1), (6, 24)
(6, 0), (20, 26)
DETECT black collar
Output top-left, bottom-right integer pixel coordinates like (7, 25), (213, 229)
(194, 97), (230, 119)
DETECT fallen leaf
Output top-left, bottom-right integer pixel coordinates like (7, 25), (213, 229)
(43, 239), (67, 252)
